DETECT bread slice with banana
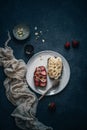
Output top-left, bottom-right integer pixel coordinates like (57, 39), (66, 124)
(47, 56), (63, 79)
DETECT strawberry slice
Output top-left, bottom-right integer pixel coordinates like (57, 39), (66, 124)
(35, 81), (40, 86)
(41, 75), (47, 79)
(34, 70), (40, 75)
(34, 77), (39, 82)
(40, 82), (47, 87)
(36, 66), (41, 71)
(35, 67), (41, 72)
(41, 70), (47, 76)
(40, 66), (45, 71)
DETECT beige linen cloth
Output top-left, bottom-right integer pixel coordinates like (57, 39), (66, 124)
(0, 33), (53, 130)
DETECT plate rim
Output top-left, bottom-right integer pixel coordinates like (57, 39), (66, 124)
(26, 50), (70, 96)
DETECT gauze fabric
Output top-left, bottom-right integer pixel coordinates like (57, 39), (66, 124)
(0, 46), (53, 130)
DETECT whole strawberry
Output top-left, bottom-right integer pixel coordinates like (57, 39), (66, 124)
(72, 40), (80, 48)
(64, 42), (70, 49)
(48, 102), (56, 111)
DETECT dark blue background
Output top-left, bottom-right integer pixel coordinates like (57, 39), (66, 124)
(0, 0), (87, 130)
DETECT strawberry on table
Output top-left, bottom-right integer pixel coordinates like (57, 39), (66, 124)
(72, 40), (80, 48)
(64, 41), (70, 49)
(48, 102), (56, 111)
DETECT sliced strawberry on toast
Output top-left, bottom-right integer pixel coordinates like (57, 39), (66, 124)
(34, 66), (47, 87)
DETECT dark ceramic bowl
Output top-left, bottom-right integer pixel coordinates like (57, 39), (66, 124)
(24, 44), (34, 56)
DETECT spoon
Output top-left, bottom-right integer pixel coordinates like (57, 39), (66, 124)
(39, 79), (60, 101)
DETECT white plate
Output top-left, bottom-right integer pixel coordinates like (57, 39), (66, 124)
(26, 50), (70, 96)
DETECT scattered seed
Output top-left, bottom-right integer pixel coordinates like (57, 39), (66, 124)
(36, 35), (40, 40)
(40, 31), (42, 34)
(42, 39), (45, 43)
(35, 32), (39, 36)
(34, 26), (37, 30)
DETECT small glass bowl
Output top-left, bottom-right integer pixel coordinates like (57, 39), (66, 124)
(13, 24), (30, 40)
